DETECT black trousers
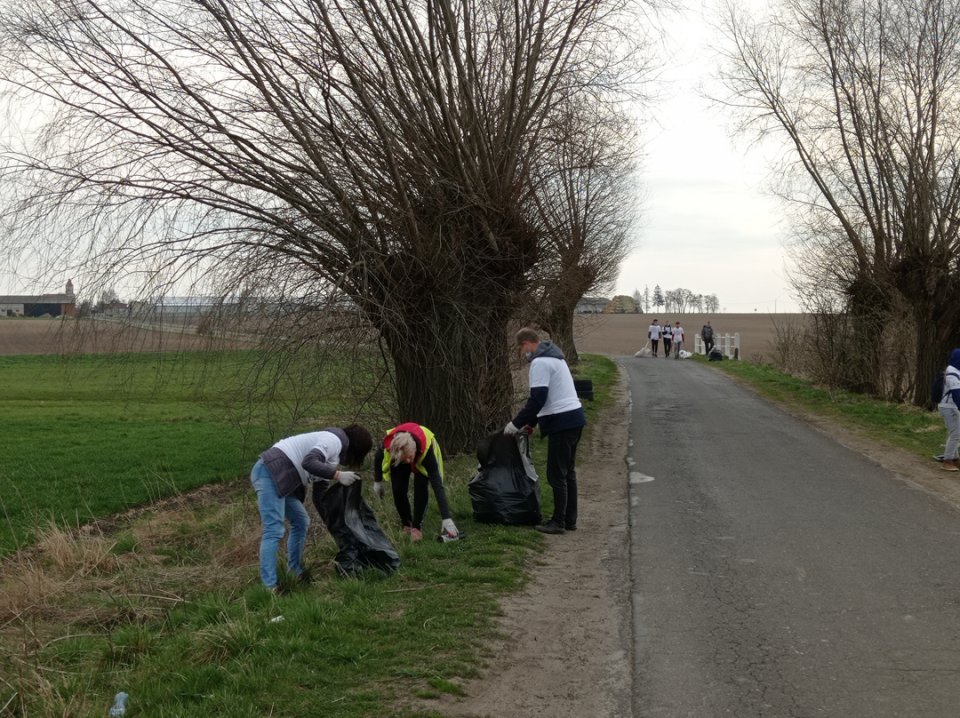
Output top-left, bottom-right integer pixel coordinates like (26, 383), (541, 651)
(663, 338), (672, 355)
(704, 337), (714, 353)
(651, 338), (659, 355)
(390, 464), (451, 529)
(546, 425), (583, 528)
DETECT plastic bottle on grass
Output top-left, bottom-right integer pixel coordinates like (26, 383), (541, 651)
(109, 692), (129, 716)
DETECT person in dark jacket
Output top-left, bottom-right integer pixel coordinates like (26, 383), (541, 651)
(372, 423), (459, 541)
(701, 321), (714, 354)
(251, 424), (373, 592)
(505, 327), (586, 534)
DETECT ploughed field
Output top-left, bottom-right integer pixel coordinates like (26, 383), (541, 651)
(574, 313), (806, 360)
(0, 318), (252, 355)
(1, 313), (802, 359)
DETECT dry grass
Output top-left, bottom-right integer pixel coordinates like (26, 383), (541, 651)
(0, 475), (358, 714)
(34, 522), (119, 577)
(0, 658), (78, 717)
(0, 479), (263, 707)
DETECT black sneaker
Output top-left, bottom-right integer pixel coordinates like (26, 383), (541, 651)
(296, 569), (313, 585)
(536, 521), (565, 535)
(564, 524), (577, 532)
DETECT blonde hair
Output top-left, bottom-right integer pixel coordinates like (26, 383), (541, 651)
(390, 432), (416, 465)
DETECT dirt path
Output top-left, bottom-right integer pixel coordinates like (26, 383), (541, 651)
(427, 369), (634, 718)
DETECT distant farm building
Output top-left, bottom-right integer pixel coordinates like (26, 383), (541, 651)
(153, 296), (221, 316)
(603, 295), (640, 314)
(0, 280), (76, 318)
(575, 296), (610, 314)
(125, 296), (225, 327)
(100, 301), (129, 316)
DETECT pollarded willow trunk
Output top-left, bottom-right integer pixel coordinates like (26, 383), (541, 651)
(893, 249), (960, 407)
(911, 300), (960, 407)
(364, 246), (529, 454)
(844, 276), (890, 395)
(543, 301), (580, 366)
(385, 304), (516, 454)
(538, 270), (598, 367)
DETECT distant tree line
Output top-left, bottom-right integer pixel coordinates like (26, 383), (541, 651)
(631, 285), (720, 314)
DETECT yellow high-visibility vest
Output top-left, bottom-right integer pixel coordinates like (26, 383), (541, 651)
(381, 423), (444, 481)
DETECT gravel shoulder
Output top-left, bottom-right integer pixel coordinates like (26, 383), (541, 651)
(426, 368), (634, 718)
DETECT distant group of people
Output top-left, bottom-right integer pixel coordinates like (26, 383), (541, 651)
(646, 319), (683, 358)
(250, 327), (584, 593)
(646, 319), (716, 359)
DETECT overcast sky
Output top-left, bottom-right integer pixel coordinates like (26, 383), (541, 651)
(0, 1), (801, 311)
(614, 0), (800, 313)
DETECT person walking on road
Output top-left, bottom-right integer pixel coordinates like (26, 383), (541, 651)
(701, 321), (714, 355)
(662, 322), (673, 358)
(372, 423), (459, 541)
(251, 424), (373, 593)
(505, 327), (586, 534)
(647, 319), (662, 357)
(938, 349), (960, 471)
(673, 321), (685, 359)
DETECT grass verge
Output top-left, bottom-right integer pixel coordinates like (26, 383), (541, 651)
(708, 358), (947, 461)
(0, 352), (617, 717)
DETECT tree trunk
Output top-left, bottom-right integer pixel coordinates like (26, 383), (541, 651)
(378, 301), (515, 454)
(390, 334), (513, 455)
(911, 300), (960, 407)
(844, 276), (890, 395)
(538, 269), (595, 367)
(893, 248), (960, 407)
(543, 301), (579, 366)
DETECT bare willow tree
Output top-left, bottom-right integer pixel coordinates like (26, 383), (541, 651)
(719, 0), (960, 403)
(527, 102), (639, 363)
(0, 0), (643, 450)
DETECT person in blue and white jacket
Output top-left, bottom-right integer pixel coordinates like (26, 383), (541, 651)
(938, 349), (960, 472)
(251, 425), (373, 592)
(505, 327), (586, 534)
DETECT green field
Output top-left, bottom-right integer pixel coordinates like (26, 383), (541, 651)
(0, 350), (382, 555)
(0, 350), (616, 717)
(2, 353), (249, 555)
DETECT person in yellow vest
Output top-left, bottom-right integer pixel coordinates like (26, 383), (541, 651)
(372, 422), (459, 541)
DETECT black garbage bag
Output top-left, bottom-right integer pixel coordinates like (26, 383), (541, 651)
(312, 481), (401, 576)
(468, 432), (542, 525)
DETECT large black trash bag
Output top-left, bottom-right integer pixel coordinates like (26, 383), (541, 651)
(468, 432), (542, 525)
(312, 481), (401, 576)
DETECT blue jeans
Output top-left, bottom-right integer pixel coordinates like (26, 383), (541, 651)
(251, 459), (310, 588)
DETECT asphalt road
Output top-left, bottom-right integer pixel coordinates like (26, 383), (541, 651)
(624, 355), (960, 718)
